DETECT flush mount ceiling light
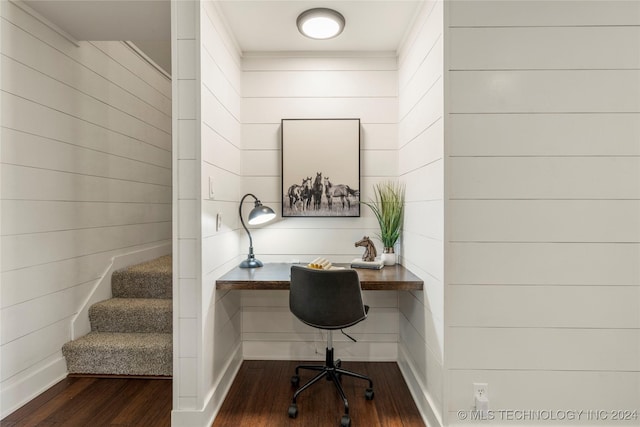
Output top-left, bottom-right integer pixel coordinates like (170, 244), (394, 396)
(296, 8), (345, 40)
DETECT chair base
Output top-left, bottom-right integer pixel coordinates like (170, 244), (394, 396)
(288, 347), (374, 426)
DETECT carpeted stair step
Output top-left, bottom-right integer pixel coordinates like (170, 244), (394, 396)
(112, 255), (172, 299)
(62, 332), (172, 376)
(90, 298), (172, 333)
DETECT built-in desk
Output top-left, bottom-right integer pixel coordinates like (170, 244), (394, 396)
(216, 263), (423, 291)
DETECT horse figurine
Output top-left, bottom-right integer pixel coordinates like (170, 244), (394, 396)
(311, 172), (323, 210)
(355, 236), (377, 262)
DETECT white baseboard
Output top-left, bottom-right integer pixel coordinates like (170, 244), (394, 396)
(398, 344), (443, 427)
(0, 356), (67, 419)
(171, 343), (243, 427)
(71, 242), (171, 338)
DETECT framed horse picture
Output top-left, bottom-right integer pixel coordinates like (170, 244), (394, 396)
(281, 118), (360, 217)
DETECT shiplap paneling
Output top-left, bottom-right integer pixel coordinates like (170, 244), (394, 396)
(1, 320), (69, 382)
(445, 1), (640, 424)
(2, 93), (171, 168)
(2, 200), (171, 236)
(450, 200), (640, 243)
(449, 0), (640, 27)
(449, 327), (640, 371)
(243, 70), (397, 98)
(399, 40), (443, 121)
(1, 251), (111, 309)
(449, 242), (640, 286)
(242, 55), (397, 72)
(399, 290), (443, 365)
(2, 223), (171, 271)
(1, 56), (170, 149)
(399, 78), (443, 145)
(169, 0), (246, 420)
(450, 157), (640, 200)
(90, 41), (172, 101)
(1, 23), (171, 132)
(450, 27), (640, 70)
(450, 70), (640, 114)
(1, 128), (170, 186)
(397, 0), (445, 423)
(449, 113), (640, 157)
(1, 164), (171, 203)
(449, 284), (640, 329)
(173, 0), (200, 399)
(1, 2), (171, 111)
(242, 97), (397, 124)
(172, 0), (200, 415)
(0, 0), (171, 418)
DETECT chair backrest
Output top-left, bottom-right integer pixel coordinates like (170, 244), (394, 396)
(289, 265), (367, 330)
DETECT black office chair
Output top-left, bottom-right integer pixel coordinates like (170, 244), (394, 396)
(287, 265), (374, 427)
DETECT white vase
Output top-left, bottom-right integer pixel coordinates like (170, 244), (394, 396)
(381, 247), (396, 266)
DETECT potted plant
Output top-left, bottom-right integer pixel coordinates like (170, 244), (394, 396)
(362, 181), (405, 265)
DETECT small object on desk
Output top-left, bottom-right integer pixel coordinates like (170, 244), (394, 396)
(354, 236), (377, 262)
(308, 257), (332, 270)
(350, 258), (384, 270)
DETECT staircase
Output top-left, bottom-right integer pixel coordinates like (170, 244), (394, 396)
(62, 255), (172, 377)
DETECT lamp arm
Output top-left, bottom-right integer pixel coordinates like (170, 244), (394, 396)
(239, 193), (258, 257)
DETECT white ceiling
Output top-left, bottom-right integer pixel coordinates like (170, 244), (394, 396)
(217, 1), (422, 53)
(22, 0), (422, 75)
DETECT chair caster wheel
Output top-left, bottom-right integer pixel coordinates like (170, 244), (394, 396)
(290, 375), (300, 387)
(365, 388), (374, 400)
(288, 404), (298, 418)
(340, 415), (351, 426)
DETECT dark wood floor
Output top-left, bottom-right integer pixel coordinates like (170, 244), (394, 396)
(2, 361), (424, 426)
(1, 377), (171, 427)
(213, 360), (425, 427)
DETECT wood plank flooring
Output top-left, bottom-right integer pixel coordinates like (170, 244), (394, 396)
(1, 377), (171, 427)
(2, 361), (425, 426)
(213, 360), (425, 427)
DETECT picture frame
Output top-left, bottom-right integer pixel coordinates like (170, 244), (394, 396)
(281, 118), (361, 217)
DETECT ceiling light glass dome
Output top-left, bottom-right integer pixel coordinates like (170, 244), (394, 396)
(297, 8), (345, 40)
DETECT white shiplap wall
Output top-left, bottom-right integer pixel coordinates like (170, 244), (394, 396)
(446, 0), (640, 423)
(0, 0), (171, 418)
(172, 1), (244, 424)
(240, 53), (400, 361)
(200, 0), (244, 420)
(396, 1), (445, 425)
(172, 0), (201, 416)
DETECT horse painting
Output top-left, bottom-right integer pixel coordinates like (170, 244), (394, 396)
(311, 172), (324, 210)
(355, 236), (377, 262)
(324, 177), (358, 210)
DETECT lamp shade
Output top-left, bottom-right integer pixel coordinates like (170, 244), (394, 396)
(248, 205), (276, 225)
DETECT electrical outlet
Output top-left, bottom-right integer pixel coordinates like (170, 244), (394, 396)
(473, 383), (489, 414)
(473, 383), (488, 399)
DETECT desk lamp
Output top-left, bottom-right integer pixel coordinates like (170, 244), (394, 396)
(238, 193), (276, 268)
